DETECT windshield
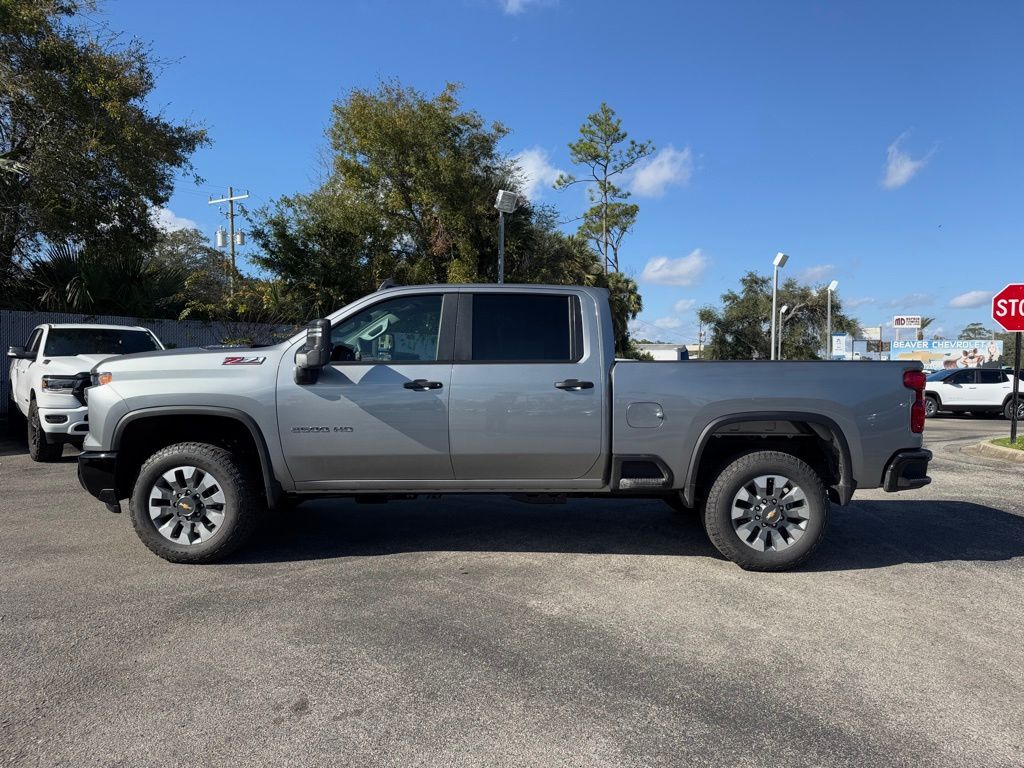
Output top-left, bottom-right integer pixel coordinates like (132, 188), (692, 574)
(926, 369), (957, 382)
(44, 328), (161, 357)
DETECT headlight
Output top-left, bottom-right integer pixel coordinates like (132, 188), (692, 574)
(42, 375), (78, 392)
(91, 371), (113, 386)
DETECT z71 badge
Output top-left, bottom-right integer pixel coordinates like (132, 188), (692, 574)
(222, 356), (266, 365)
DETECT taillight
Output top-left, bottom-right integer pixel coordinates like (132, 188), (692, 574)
(904, 369), (926, 433)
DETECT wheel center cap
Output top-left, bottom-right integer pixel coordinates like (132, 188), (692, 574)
(176, 496), (201, 516)
(764, 507), (782, 523)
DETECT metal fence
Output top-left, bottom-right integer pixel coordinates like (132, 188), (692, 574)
(1, 309), (296, 415)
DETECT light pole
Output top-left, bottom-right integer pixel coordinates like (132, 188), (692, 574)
(778, 304), (789, 360)
(494, 190), (519, 284)
(826, 279), (839, 358)
(770, 252), (789, 360)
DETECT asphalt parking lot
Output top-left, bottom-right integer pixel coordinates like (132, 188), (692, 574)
(2, 416), (1023, 768)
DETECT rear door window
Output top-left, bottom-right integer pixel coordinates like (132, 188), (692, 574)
(979, 369), (1007, 384)
(470, 294), (579, 362)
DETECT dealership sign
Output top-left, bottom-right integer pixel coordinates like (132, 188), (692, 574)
(992, 284), (1024, 332)
(891, 339), (1004, 368)
(892, 315), (922, 329)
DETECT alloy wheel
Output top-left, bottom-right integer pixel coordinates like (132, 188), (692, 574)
(148, 465), (227, 546)
(730, 474), (810, 552)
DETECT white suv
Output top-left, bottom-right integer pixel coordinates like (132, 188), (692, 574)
(924, 367), (1023, 420)
(7, 324), (164, 461)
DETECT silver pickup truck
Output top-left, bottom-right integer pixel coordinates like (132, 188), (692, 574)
(78, 284), (931, 570)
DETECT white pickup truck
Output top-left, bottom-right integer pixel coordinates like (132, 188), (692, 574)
(7, 324), (164, 461)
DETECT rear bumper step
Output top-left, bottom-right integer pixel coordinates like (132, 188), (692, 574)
(883, 449), (932, 492)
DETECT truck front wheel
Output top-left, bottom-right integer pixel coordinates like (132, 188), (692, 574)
(129, 442), (263, 564)
(703, 451), (829, 572)
(27, 400), (63, 462)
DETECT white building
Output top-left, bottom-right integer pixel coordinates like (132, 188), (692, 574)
(635, 343), (701, 361)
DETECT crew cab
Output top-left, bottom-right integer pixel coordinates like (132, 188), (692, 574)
(77, 284), (931, 571)
(923, 367), (1023, 420)
(7, 324), (164, 461)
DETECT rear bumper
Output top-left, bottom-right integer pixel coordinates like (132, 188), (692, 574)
(883, 449), (932, 492)
(78, 451), (120, 509)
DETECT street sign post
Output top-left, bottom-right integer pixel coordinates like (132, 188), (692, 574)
(992, 284), (1024, 444)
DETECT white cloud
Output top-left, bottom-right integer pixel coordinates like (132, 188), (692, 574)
(630, 145), (693, 197)
(501, 0), (548, 14)
(949, 290), (992, 308)
(513, 147), (563, 201)
(886, 292), (934, 308)
(845, 297), (876, 309)
(151, 205), (197, 232)
(882, 131), (935, 189)
(673, 298), (697, 314)
(640, 249), (708, 286)
(653, 316), (683, 330)
(796, 264), (835, 283)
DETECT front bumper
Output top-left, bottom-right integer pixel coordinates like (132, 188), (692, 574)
(78, 451), (121, 512)
(883, 449), (932, 492)
(38, 404), (89, 442)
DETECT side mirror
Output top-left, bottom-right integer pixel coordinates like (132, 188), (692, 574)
(294, 319), (333, 385)
(7, 346), (34, 360)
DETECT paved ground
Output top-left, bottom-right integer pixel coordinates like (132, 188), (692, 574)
(2, 415), (1023, 767)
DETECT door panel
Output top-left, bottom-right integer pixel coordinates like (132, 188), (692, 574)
(941, 370), (975, 405)
(448, 292), (604, 481)
(278, 362), (453, 482)
(277, 292), (456, 484)
(448, 362), (603, 479)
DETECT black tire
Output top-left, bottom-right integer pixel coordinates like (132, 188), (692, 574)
(27, 399), (63, 462)
(703, 450), (829, 572)
(1006, 399), (1024, 421)
(129, 442), (263, 563)
(924, 396), (939, 418)
(6, 395), (27, 440)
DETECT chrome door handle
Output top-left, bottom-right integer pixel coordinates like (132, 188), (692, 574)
(404, 379), (443, 391)
(555, 379), (594, 390)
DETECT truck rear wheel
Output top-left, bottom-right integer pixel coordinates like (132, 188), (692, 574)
(703, 450), (829, 571)
(129, 442), (263, 563)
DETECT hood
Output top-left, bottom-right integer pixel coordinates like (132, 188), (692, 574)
(95, 343), (289, 381)
(37, 353), (112, 376)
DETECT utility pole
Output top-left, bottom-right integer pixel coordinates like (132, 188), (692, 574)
(209, 186), (249, 293)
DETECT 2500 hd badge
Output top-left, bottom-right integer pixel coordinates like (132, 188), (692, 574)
(291, 426), (355, 433)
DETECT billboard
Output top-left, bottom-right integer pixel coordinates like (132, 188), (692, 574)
(832, 334), (850, 359)
(893, 315), (923, 329)
(861, 326), (882, 341)
(891, 339), (1005, 369)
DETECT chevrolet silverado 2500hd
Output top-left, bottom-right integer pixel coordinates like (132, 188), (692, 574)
(77, 284), (931, 570)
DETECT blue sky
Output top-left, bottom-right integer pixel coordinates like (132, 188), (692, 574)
(99, 0), (1021, 342)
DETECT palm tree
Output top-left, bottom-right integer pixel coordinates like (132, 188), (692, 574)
(917, 317), (935, 341)
(26, 241), (187, 318)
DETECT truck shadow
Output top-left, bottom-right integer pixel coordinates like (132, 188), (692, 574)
(234, 497), (1024, 571)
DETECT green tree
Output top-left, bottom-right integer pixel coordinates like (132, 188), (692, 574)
(959, 322), (993, 339)
(0, 0), (207, 294)
(326, 80), (518, 284)
(916, 317), (935, 341)
(554, 103), (654, 274)
(149, 227), (231, 314)
(698, 271), (860, 360)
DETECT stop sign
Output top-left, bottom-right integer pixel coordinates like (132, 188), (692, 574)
(993, 284), (1024, 332)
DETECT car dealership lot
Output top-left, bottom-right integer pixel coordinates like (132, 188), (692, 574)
(1, 417), (1022, 767)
